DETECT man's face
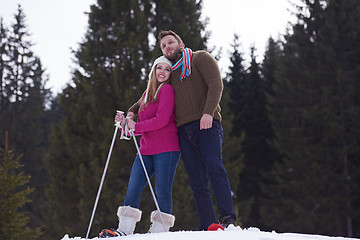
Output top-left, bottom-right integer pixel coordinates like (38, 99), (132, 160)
(160, 35), (183, 61)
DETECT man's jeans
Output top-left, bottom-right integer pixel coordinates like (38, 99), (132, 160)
(178, 120), (236, 230)
(124, 151), (180, 214)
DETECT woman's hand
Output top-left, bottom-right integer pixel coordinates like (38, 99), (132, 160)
(115, 112), (125, 128)
(115, 111), (135, 129)
(127, 118), (136, 130)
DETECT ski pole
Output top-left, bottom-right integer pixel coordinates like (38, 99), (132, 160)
(129, 130), (167, 232)
(85, 115), (123, 239)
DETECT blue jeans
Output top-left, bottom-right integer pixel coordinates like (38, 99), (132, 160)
(178, 120), (236, 230)
(124, 151), (180, 214)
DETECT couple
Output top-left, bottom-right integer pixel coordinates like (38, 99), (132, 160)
(100, 30), (237, 237)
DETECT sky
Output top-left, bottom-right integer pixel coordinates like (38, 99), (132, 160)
(0, 0), (300, 94)
(60, 224), (358, 240)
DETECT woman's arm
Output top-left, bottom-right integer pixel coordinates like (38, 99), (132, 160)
(127, 99), (141, 118)
(135, 85), (175, 133)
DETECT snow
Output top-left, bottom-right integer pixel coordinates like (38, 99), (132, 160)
(61, 225), (359, 240)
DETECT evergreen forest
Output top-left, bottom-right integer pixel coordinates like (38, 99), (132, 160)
(0, 0), (359, 239)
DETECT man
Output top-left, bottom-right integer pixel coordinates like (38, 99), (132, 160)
(128, 30), (237, 230)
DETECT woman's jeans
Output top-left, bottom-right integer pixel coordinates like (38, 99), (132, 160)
(124, 151), (180, 214)
(178, 120), (236, 230)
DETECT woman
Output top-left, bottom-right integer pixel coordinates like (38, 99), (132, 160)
(99, 56), (180, 238)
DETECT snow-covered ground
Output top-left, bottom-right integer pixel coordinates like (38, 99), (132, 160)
(61, 225), (359, 240)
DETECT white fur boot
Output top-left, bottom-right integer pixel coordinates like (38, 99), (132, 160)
(148, 210), (175, 233)
(117, 206), (142, 235)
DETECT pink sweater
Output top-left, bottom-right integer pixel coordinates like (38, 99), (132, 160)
(134, 84), (180, 155)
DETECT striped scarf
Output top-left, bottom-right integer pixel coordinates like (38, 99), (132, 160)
(171, 48), (192, 82)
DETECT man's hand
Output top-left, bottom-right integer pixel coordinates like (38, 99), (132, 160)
(200, 113), (213, 130)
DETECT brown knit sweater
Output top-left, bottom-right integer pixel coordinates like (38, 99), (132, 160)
(129, 50), (223, 127)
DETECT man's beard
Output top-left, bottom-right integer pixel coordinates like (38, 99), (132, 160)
(166, 47), (182, 61)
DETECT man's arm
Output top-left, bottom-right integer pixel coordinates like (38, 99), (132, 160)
(196, 51), (223, 129)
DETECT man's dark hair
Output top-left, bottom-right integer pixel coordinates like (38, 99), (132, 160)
(158, 30), (183, 45)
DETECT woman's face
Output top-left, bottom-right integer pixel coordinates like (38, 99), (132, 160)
(155, 62), (171, 83)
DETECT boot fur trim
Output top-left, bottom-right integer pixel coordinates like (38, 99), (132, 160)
(117, 206), (142, 222)
(150, 210), (175, 227)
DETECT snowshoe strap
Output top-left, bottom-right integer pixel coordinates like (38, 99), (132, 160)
(99, 228), (126, 238)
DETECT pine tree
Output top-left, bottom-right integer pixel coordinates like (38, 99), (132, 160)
(261, 37), (282, 97)
(222, 34), (248, 226)
(0, 132), (42, 239)
(230, 45), (276, 230)
(257, 37), (283, 231)
(314, 0), (360, 236)
(0, 5), (51, 231)
(225, 34), (247, 136)
(262, 0), (360, 237)
(221, 74), (244, 228)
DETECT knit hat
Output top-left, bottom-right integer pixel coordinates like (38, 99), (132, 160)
(144, 56), (172, 103)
